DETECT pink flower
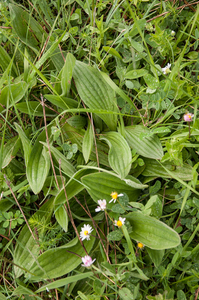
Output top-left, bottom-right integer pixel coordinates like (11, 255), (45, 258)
(81, 255), (96, 268)
(95, 199), (107, 212)
(184, 113), (194, 122)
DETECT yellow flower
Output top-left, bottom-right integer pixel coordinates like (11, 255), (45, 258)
(137, 242), (144, 249)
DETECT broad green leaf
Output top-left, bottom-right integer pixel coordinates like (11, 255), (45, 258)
(100, 132), (132, 179)
(9, 4), (46, 53)
(103, 46), (122, 59)
(54, 205), (68, 232)
(0, 45), (17, 76)
(144, 74), (159, 89)
(0, 82), (28, 113)
(119, 287), (134, 300)
(73, 61), (118, 130)
(126, 212), (181, 250)
(14, 198), (54, 278)
(16, 101), (55, 117)
(29, 224), (96, 280)
(145, 195), (162, 218)
(107, 230), (123, 241)
(44, 94), (78, 109)
(36, 272), (93, 292)
(27, 128), (51, 194)
(67, 115), (87, 129)
(131, 40), (144, 52)
(81, 172), (141, 204)
(82, 120), (94, 163)
(125, 68), (148, 79)
(147, 248), (165, 268)
(61, 53), (76, 96)
(2, 136), (21, 168)
(41, 142), (75, 177)
(14, 123), (32, 166)
(125, 125), (164, 159)
(143, 158), (193, 181)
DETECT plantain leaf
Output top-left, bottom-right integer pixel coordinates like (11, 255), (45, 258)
(147, 248), (165, 268)
(44, 94), (79, 110)
(81, 172), (141, 204)
(9, 4), (46, 53)
(125, 69), (148, 79)
(28, 224), (96, 280)
(15, 123), (32, 166)
(67, 115), (87, 129)
(14, 198), (54, 278)
(36, 272), (93, 292)
(41, 142), (75, 177)
(143, 158), (193, 181)
(26, 128), (51, 194)
(73, 61), (118, 130)
(125, 125), (164, 159)
(100, 131), (132, 179)
(82, 120), (94, 163)
(16, 101), (55, 117)
(61, 53), (76, 96)
(126, 212), (181, 250)
(0, 82), (28, 113)
(103, 46), (122, 59)
(0, 45), (17, 76)
(54, 205), (68, 232)
(2, 136), (21, 168)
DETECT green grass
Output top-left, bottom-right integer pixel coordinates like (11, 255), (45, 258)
(0, 1), (199, 299)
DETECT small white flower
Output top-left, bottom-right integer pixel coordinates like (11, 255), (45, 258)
(162, 63), (171, 75)
(114, 217), (126, 228)
(80, 224), (93, 241)
(109, 192), (124, 203)
(171, 30), (176, 36)
(95, 199), (107, 212)
(81, 255), (96, 268)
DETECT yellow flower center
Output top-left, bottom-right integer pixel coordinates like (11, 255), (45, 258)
(188, 115), (191, 119)
(111, 192), (118, 200)
(117, 220), (123, 227)
(137, 242), (144, 249)
(84, 230), (89, 236)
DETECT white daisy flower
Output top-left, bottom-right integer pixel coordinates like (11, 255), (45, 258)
(114, 217), (126, 228)
(80, 224), (93, 241)
(95, 199), (107, 212)
(162, 63), (171, 75)
(81, 255), (96, 268)
(109, 191), (124, 203)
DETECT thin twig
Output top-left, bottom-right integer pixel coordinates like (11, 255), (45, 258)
(147, 1), (199, 22)
(58, 160), (88, 255)
(195, 286), (199, 300)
